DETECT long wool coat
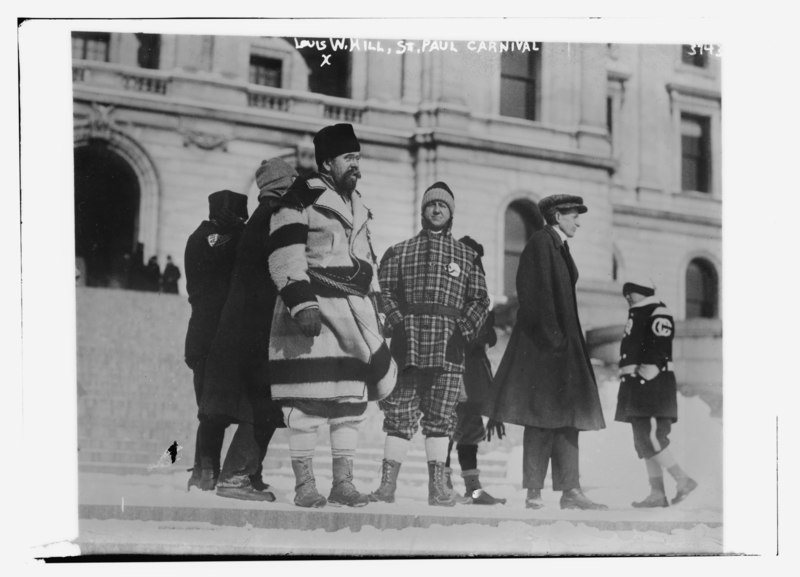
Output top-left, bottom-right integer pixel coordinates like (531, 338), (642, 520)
(461, 310), (497, 413)
(483, 226), (605, 431)
(614, 296), (678, 422)
(184, 221), (241, 366)
(199, 196), (285, 426)
(267, 176), (391, 402)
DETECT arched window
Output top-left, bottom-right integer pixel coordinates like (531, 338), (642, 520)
(685, 258), (718, 318)
(504, 200), (544, 295)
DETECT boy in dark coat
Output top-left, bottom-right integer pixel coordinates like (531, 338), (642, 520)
(443, 236), (506, 505)
(200, 159), (297, 501)
(184, 189), (248, 491)
(616, 280), (698, 507)
(483, 194), (606, 510)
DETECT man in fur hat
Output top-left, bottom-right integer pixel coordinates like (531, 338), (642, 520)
(484, 194), (607, 510)
(268, 124), (394, 508)
(370, 183), (490, 507)
(616, 280), (698, 507)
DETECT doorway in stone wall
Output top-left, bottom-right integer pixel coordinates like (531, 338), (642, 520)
(74, 140), (141, 288)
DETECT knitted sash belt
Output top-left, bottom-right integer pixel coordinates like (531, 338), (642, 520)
(308, 260), (373, 297)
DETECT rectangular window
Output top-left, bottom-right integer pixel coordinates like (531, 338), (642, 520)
(681, 45), (709, 68)
(135, 33), (161, 70)
(681, 114), (711, 193)
(606, 96), (614, 136)
(500, 51), (541, 121)
(249, 55), (282, 88)
(72, 32), (111, 62)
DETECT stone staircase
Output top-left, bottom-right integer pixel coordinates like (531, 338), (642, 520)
(76, 287), (512, 486)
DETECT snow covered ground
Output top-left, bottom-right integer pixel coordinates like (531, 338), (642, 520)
(73, 378), (724, 557)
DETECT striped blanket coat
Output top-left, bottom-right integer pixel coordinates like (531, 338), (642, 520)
(268, 175), (393, 402)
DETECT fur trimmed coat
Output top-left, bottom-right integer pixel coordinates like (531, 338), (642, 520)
(267, 176), (391, 402)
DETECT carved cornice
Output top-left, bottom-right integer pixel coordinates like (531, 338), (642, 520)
(180, 130), (230, 151)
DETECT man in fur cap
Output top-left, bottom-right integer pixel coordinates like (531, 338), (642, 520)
(268, 124), (394, 508)
(371, 182), (490, 507)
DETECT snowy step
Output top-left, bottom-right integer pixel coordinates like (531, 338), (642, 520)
(78, 444), (511, 481)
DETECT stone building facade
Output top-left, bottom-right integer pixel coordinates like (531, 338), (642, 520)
(72, 33), (722, 337)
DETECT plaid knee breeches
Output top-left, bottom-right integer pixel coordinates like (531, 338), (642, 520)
(379, 370), (463, 439)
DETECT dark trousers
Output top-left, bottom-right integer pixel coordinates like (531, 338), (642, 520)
(219, 421), (277, 483)
(191, 358), (276, 482)
(193, 415), (228, 473)
(522, 426), (580, 491)
(191, 359), (227, 473)
(630, 417), (672, 460)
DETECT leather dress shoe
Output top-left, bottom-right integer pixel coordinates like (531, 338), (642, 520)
(632, 493), (669, 508)
(216, 480), (276, 502)
(671, 478), (698, 505)
(560, 488), (608, 510)
(525, 489), (544, 510)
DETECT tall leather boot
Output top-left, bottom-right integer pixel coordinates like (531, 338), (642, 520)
(291, 458), (327, 508)
(427, 461), (456, 507)
(328, 457), (370, 507)
(369, 459), (402, 503)
(462, 469), (506, 505)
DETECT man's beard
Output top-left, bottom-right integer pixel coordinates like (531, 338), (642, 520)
(334, 169), (361, 193)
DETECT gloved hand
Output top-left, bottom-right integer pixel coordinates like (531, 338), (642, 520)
(445, 326), (466, 364)
(383, 317), (397, 339)
(486, 419), (505, 442)
(636, 364), (660, 381)
(295, 307), (322, 337)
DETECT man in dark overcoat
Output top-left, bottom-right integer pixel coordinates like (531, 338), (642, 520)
(616, 280), (697, 507)
(200, 159), (297, 501)
(184, 189), (249, 492)
(483, 194), (607, 510)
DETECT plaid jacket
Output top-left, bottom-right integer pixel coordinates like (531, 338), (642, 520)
(380, 230), (490, 373)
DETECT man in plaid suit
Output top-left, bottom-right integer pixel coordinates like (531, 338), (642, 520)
(370, 182), (490, 506)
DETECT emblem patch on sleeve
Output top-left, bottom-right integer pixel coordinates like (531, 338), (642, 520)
(651, 317), (673, 337)
(207, 233), (231, 247)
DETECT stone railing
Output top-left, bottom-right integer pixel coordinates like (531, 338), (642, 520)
(244, 83), (366, 125)
(73, 60), (172, 96)
(323, 102), (364, 124)
(121, 73), (170, 95)
(246, 89), (291, 112)
(74, 60), (373, 129)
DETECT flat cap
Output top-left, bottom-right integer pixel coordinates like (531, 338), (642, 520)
(538, 194), (588, 216)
